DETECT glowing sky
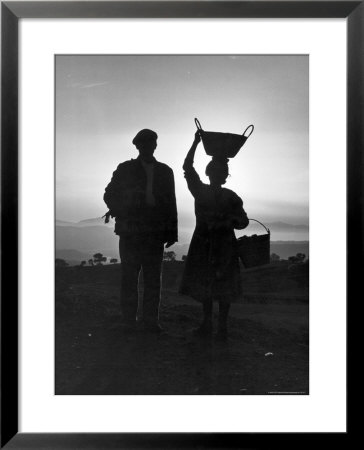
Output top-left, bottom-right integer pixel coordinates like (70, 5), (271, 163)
(56, 55), (308, 232)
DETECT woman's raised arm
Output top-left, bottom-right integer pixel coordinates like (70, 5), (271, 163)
(183, 131), (201, 171)
(183, 131), (203, 197)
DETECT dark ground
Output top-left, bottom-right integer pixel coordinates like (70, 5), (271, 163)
(55, 261), (309, 395)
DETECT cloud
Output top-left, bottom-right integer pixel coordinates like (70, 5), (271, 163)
(80, 82), (109, 89)
(68, 81), (109, 89)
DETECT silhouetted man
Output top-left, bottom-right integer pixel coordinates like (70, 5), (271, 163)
(104, 129), (177, 333)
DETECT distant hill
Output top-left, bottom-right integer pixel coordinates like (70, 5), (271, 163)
(263, 221), (308, 231)
(270, 241), (309, 260)
(56, 225), (119, 260)
(56, 218), (113, 228)
(56, 218), (309, 264)
(173, 241), (309, 261)
(77, 217), (113, 227)
(56, 249), (93, 265)
(56, 220), (75, 227)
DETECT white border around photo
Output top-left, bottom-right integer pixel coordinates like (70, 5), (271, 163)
(19, 18), (346, 433)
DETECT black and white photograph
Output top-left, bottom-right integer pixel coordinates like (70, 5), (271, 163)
(55, 54), (309, 395)
(2, 0), (358, 444)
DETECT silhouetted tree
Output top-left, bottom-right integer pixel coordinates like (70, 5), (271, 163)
(110, 258), (118, 264)
(80, 261), (86, 267)
(163, 251), (176, 262)
(55, 258), (68, 267)
(288, 253), (306, 264)
(296, 253), (306, 263)
(88, 259), (94, 266)
(93, 253), (107, 265)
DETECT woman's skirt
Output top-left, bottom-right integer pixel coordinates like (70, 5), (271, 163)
(179, 226), (242, 303)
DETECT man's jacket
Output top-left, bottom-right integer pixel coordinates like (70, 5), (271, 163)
(104, 156), (178, 242)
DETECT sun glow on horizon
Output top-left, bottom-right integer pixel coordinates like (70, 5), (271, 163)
(56, 55), (308, 227)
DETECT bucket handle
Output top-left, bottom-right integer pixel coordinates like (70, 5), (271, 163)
(196, 118), (254, 139)
(194, 118), (203, 131)
(248, 218), (270, 234)
(243, 124), (254, 138)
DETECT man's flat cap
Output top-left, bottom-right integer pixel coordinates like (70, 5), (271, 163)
(132, 129), (158, 145)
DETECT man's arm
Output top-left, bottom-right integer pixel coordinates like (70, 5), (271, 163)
(103, 164), (125, 215)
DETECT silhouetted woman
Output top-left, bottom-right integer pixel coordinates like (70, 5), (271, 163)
(180, 131), (249, 340)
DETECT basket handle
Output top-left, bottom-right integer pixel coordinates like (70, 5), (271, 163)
(248, 218), (270, 234)
(194, 118), (203, 131)
(243, 124), (254, 138)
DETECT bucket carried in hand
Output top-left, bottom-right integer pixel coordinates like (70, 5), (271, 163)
(237, 219), (270, 268)
(195, 118), (254, 159)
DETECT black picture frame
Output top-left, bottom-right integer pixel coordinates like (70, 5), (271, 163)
(1, 1), (360, 448)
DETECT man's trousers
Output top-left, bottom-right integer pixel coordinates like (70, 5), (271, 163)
(119, 233), (164, 325)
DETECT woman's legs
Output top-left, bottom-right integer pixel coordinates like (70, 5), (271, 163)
(193, 298), (213, 336)
(194, 300), (230, 339)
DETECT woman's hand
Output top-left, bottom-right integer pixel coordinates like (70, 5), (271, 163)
(183, 131), (201, 170)
(194, 130), (201, 144)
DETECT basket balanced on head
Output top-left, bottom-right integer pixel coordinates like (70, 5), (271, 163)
(195, 118), (254, 159)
